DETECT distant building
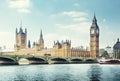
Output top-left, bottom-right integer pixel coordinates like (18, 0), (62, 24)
(113, 38), (120, 59)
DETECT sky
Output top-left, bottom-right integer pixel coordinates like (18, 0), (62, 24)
(0, 0), (120, 50)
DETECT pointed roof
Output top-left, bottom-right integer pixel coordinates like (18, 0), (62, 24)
(117, 38), (119, 43)
(91, 13), (98, 28)
(93, 13), (97, 23)
(17, 21), (27, 35)
(114, 38), (120, 49)
(28, 40), (31, 48)
(40, 29), (43, 40)
(19, 20), (23, 33)
(19, 27), (23, 33)
(25, 28), (27, 34)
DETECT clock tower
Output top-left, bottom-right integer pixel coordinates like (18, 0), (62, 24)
(90, 14), (99, 58)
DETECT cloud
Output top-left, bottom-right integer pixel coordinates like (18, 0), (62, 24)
(44, 33), (89, 48)
(8, 0), (31, 13)
(73, 3), (80, 7)
(60, 11), (88, 18)
(51, 11), (88, 22)
(17, 8), (30, 13)
(103, 19), (106, 22)
(49, 11), (91, 48)
(0, 32), (14, 49)
(56, 22), (91, 34)
(44, 33), (69, 48)
(73, 17), (87, 22)
(61, 11), (88, 22)
(52, 11), (90, 32)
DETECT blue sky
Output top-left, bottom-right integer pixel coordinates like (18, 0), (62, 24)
(0, 0), (120, 50)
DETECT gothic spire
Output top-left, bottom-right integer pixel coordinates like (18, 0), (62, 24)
(25, 28), (27, 34)
(19, 27), (23, 33)
(40, 29), (43, 40)
(91, 13), (98, 28)
(19, 20), (23, 33)
(28, 40), (31, 48)
(117, 38), (119, 42)
(93, 13), (97, 23)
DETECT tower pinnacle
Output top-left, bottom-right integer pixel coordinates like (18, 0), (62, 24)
(117, 38), (119, 42)
(94, 13), (96, 19)
(28, 40), (31, 48)
(40, 29), (43, 40)
(92, 13), (97, 23)
(91, 13), (98, 28)
(39, 29), (44, 49)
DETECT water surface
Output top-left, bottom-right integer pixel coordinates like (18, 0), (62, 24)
(0, 64), (120, 81)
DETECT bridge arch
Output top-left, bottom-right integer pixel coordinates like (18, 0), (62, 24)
(85, 58), (97, 63)
(70, 58), (83, 64)
(49, 57), (69, 64)
(19, 58), (29, 65)
(0, 56), (17, 65)
(18, 57), (48, 65)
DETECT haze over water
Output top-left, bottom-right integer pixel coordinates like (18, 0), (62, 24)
(0, 64), (120, 81)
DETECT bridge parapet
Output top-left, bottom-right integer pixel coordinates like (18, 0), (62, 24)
(0, 55), (98, 65)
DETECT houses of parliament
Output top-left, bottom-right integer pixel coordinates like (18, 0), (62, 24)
(14, 15), (99, 58)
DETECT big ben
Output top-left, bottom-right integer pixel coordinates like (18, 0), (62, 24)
(90, 14), (99, 58)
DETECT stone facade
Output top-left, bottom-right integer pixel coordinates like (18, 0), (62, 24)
(113, 39), (120, 59)
(14, 32), (90, 57)
(90, 14), (99, 58)
(14, 15), (99, 58)
(15, 27), (27, 50)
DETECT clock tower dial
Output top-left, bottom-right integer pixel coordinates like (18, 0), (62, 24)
(91, 28), (95, 34)
(90, 14), (99, 58)
(96, 29), (99, 35)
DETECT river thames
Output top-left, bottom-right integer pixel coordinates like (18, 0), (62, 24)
(0, 64), (120, 81)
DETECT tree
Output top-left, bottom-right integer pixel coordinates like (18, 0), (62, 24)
(101, 51), (109, 59)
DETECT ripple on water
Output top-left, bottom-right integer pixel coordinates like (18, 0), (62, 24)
(0, 64), (120, 81)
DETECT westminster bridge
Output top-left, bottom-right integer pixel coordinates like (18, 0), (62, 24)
(0, 55), (97, 65)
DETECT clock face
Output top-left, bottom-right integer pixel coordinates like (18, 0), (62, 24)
(91, 29), (94, 34)
(96, 29), (99, 34)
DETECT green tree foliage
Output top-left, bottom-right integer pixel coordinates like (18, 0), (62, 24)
(101, 51), (109, 58)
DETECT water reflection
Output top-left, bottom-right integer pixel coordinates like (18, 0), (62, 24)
(87, 64), (102, 81)
(44, 65), (73, 81)
(110, 66), (120, 81)
(1, 64), (120, 81)
(13, 65), (46, 81)
(14, 66), (27, 81)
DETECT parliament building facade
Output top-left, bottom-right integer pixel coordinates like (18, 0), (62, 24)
(14, 15), (100, 58)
